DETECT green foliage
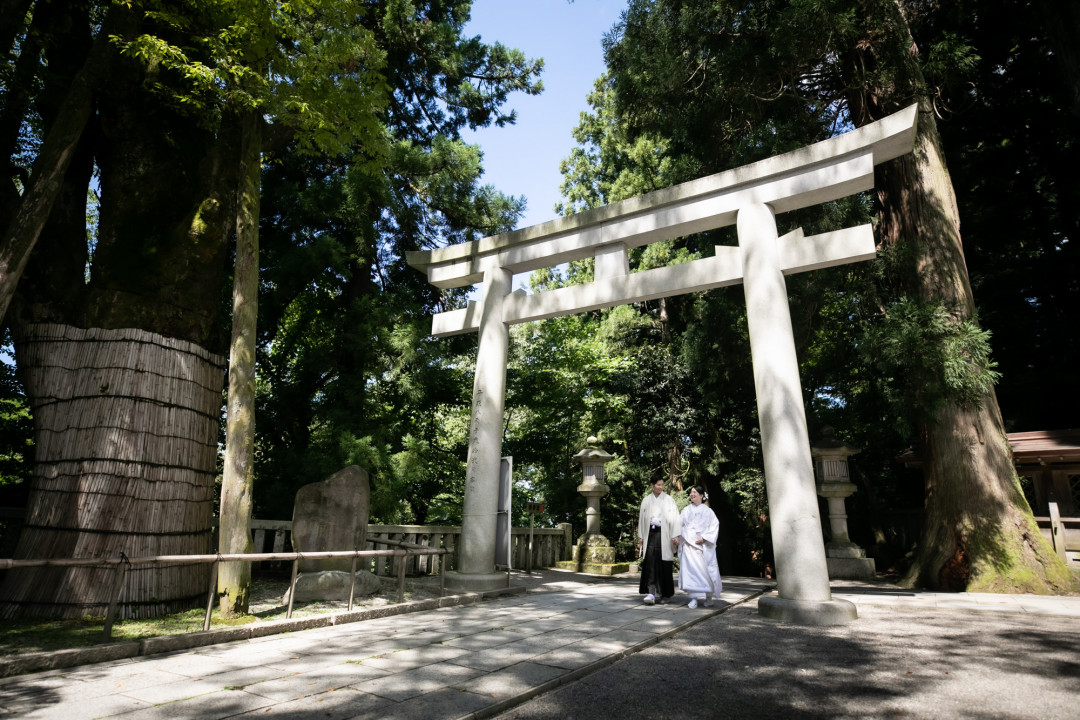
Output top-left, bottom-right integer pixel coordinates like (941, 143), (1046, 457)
(0, 344), (31, 488)
(927, 0), (1080, 432)
(504, 312), (630, 530)
(250, 0), (542, 523)
(114, 0), (390, 160)
(557, 75), (685, 214)
(718, 465), (769, 569)
(865, 298), (1000, 431)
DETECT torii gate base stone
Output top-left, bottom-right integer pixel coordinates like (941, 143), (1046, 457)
(408, 105), (918, 625)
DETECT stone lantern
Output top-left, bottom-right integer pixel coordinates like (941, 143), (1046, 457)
(812, 428), (875, 579)
(554, 437), (629, 576)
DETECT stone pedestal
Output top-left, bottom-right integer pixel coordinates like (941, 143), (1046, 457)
(557, 534), (629, 576)
(824, 543), (876, 580)
(282, 570), (381, 604)
(443, 570), (509, 593)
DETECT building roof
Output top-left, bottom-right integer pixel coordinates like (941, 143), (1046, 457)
(1007, 429), (1080, 464)
(897, 429), (1080, 467)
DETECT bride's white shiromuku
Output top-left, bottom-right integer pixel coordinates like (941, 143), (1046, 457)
(678, 491), (722, 605)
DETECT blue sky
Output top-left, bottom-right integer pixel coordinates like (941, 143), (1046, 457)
(462, 0), (626, 230)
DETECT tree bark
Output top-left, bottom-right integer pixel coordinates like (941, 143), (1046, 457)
(846, 0), (1075, 592)
(0, 2), (132, 325)
(218, 109), (262, 616)
(875, 107), (1072, 592)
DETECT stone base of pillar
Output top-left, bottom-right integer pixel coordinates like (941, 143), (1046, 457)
(442, 570), (511, 593)
(758, 595), (857, 625)
(552, 559), (630, 575)
(826, 541), (866, 558)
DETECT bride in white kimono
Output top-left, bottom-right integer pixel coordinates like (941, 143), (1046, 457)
(677, 484), (722, 609)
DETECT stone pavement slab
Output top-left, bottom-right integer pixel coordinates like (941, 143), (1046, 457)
(234, 686), (392, 719)
(456, 661), (569, 701)
(349, 661), (482, 702)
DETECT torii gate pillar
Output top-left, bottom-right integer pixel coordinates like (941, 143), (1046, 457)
(450, 267), (512, 591)
(739, 203), (855, 623)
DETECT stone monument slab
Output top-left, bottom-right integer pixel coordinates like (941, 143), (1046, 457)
(291, 465), (370, 573)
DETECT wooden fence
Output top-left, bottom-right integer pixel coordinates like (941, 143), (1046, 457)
(1036, 502), (1080, 567)
(0, 513), (574, 578)
(0, 547), (449, 641)
(247, 519), (574, 576)
(7, 505), (1078, 571)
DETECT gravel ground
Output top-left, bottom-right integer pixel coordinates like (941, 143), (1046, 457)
(491, 596), (1080, 720)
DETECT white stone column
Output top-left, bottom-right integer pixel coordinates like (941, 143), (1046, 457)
(737, 202), (856, 624)
(450, 266), (512, 591)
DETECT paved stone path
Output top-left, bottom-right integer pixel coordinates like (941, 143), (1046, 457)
(1, 574), (1077, 720)
(0, 577), (768, 719)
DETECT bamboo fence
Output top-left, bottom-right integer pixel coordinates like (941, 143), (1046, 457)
(0, 324), (225, 619)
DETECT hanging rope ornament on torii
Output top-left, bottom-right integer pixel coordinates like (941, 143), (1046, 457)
(407, 104), (918, 625)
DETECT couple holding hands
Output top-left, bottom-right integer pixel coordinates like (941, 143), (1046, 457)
(637, 478), (722, 609)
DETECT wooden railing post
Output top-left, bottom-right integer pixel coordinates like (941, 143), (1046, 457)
(203, 558), (219, 631)
(558, 522), (573, 561)
(1050, 501), (1068, 563)
(101, 553), (129, 642)
(286, 557), (300, 619)
(348, 555), (358, 611)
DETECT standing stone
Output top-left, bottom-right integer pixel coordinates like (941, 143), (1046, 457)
(291, 466), (370, 573)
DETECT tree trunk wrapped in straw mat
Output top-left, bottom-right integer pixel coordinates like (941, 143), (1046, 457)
(0, 324), (225, 619)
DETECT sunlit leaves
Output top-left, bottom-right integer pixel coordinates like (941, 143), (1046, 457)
(113, 0), (389, 159)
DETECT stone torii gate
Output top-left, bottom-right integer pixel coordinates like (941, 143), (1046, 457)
(407, 105), (917, 624)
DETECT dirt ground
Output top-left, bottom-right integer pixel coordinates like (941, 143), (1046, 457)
(246, 570), (445, 618)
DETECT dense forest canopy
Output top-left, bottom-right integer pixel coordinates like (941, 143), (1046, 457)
(0, 0), (1077, 616)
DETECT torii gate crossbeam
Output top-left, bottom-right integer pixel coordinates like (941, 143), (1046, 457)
(407, 105), (918, 625)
